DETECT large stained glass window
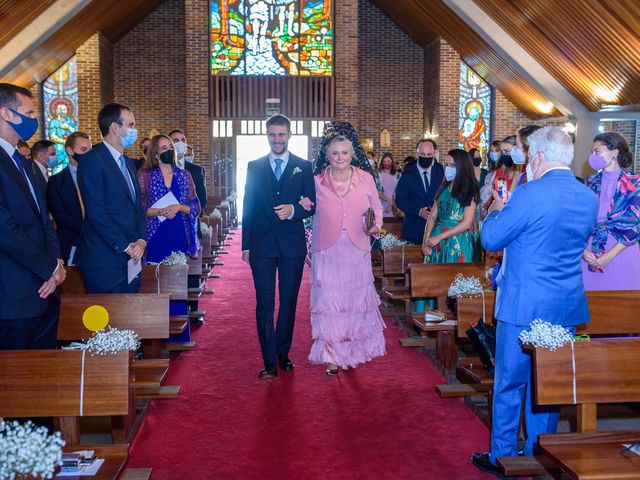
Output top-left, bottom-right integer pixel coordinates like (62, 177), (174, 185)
(43, 56), (78, 174)
(458, 63), (491, 156)
(210, 0), (332, 76)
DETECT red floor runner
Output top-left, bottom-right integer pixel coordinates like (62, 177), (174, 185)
(128, 232), (493, 479)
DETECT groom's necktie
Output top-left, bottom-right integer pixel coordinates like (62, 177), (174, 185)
(274, 158), (283, 181)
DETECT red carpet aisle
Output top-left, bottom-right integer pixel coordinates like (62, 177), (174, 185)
(128, 232), (493, 479)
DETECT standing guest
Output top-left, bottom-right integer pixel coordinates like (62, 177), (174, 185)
(138, 134), (200, 263)
(378, 152), (399, 217)
(185, 145), (195, 164)
(17, 139), (31, 160)
(511, 125), (542, 188)
(395, 139), (444, 244)
(486, 141), (501, 173)
(242, 114), (315, 379)
(47, 131), (92, 265)
(423, 149), (480, 263)
(31, 139), (56, 184)
(76, 103), (147, 294)
(403, 155), (416, 171)
(302, 135), (385, 375)
(480, 141), (503, 216)
(582, 132), (640, 290)
(469, 147), (488, 189)
(472, 127), (598, 476)
(0, 83), (66, 350)
(366, 150), (377, 171)
(482, 136), (517, 211)
(134, 136), (150, 171)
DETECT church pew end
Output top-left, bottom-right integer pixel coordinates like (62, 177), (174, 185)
(435, 383), (491, 398)
(456, 358), (494, 385)
(135, 385), (181, 400)
(163, 341), (196, 351)
(398, 337), (435, 348)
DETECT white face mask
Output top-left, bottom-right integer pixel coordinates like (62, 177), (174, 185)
(526, 163), (535, 182)
(511, 146), (526, 165)
(174, 140), (187, 157)
(185, 155), (194, 163)
(444, 165), (457, 182)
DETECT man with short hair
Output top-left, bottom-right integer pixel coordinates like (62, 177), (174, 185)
(0, 83), (65, 349)
(17, 140), (31, 160)
(76, 103), (147, 293)
(395, 138), (444, 244)
(134, 136), (150, 171)
(242, 114), (315, 379)
(47, 131), (92, 265)
(168, 129), (207, 211)
(31, 139), (56, 183)
(472, 127), (598, 477)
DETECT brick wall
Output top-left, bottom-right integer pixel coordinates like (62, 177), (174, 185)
(334, 0), (360, 130)
(77, 32), (114, 144)
(114, 0), (186, 159)
(493, 89), (563, 142)
(356, 0), (423, 158)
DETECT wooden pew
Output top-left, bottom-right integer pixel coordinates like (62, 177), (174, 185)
(380, 245), (424, 302)
(381, 217), (403, 238)
(499, 339), (640, 479)
(407, 262), (486, 371)
(57, 293), (179, 401)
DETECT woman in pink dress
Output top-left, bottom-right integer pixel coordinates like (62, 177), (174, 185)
(300, 135), (386, 375)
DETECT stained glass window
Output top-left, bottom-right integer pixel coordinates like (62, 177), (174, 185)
(458, 63), (491, 156)
(210, 0), (332, 76)
(43, 56), (78, 174)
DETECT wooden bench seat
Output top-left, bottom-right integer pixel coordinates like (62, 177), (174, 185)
(383, 285), (411, 300)
(170, 315), (188, 335)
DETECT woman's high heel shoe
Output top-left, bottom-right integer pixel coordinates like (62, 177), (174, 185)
(326, 363), (339, 376)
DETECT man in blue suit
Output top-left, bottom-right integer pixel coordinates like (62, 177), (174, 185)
(395, 139), (444, 244)
(47, 131), (92, 265)
(0, 83), (66, 350)
(242, 114), (315, 379)
(472, 127), (598, 477)
(76, 103), (147, 294)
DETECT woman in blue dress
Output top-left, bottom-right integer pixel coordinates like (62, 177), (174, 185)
(138, 134), (200, 263)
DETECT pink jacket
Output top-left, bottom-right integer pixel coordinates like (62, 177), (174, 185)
(311, 167), (383, 253)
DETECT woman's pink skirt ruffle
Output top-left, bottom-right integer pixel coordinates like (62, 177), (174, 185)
(309, 232), (386, 369)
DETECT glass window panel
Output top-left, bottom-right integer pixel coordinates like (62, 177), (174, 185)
(213, 121), (220, 137)
(241, 120), (247, 134)
(226, 120), (233, 137)
(458, 63), (492, 158)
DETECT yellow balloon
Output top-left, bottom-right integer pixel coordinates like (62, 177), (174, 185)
(82, 305), (109, 332)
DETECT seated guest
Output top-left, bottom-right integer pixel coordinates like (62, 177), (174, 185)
(472, 127), (598, 477)
(17, 139), (31, 160)
(423, 149), (480, 263)
(76, 102), (147, 294)
(582, 132), (640, 290)
(47, 131), (92, 265)
(138, 134), (200, 264)
(378, 152), (399, 217)
(31, 139), (56, 184)
(395, 139), (444, 244)
(134, 136), (150, 171)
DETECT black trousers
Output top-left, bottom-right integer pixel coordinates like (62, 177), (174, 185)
(81, 266), (141, 294)
(250, 255), (305, 368)
(0, 296), (60, 350)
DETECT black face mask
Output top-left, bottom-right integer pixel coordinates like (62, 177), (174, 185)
(159, 150), (175, 165)
(72, 152), (85, 163)
(418, 155), (433, 169)
(501, 154), (514, 168)
(472, 157), (482, 167)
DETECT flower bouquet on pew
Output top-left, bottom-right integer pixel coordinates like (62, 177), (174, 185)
(378, 232), (407, 251)
(518, 319), (579, 351)
(0, 420), (65, 479)
(63, 326), (140, 356)
(209, 208), (222, 221)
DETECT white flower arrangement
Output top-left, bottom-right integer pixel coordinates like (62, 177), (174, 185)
(226, 192), (237, 202)
(209, 208), (222, 220)
(291, 166), (302, 177)
(448, 273), (484, 298)
(0, 420), (65, 479)
(200, 221), (212, 237)
(160, 251), (188, 266)
(83, 326), (140, 356)
(219, 200), (230, 209)
(379, 233), (407, 251)
(519, 319), (574, 351)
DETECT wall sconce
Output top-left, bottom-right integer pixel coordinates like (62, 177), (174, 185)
(562, 122), (576, 135)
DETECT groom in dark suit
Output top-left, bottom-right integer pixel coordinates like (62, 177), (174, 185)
(242, 114), (315, 379)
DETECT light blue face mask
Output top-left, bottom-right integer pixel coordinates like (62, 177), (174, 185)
(119, 126), (138, 149)
(489, 152), (500, 163)
(47, 156), (58, 168)
(444, 165), (457, 182)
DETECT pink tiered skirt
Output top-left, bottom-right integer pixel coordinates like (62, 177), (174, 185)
(309, 232), (386, 369)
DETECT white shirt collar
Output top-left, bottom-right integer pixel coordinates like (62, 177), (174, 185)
(269, 150), (290, 164)
(103, 139), (123, 163)
(416, 162), (433, 175)
(0, 136), (16, 160)
(35, 161), (48, 179)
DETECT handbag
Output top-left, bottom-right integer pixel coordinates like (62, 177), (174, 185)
(465, 318), (496, 375)
(364, 207), (375, 232)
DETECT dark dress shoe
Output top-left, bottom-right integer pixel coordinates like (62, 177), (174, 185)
(258, 367), (278, 379)
(471, 452), (512, 479)
(277, 355), (294, 371)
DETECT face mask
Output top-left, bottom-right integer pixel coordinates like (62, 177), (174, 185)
(588, 153), (610, 171)
(47, 156), (58, 168)
(501, 154), (514, 168)
(444, 165), (457, 182)
(489, 152), (500, 163)
(472, 157), (482, 167)
(526, 163), (535, 182)
(174, 140), (187, 157)
(418, 155), (433, 169)
(511, 146), (526, 165)
(119, 127), (138, 149)
(185, 155), (194, 163)
(7, 108), (39, 141)
(72, 152), (84, 163)
(159, 150), (175, 165)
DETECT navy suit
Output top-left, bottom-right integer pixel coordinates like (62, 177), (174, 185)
(184, 161), (207, 212)
(76, 142), (147, 293)
(47, 167), (83, 264)
(395, 162), (444, 244)
(0, 147), (61, 349)
(242, 154), (315, 368)
(481, 168), (598, 462)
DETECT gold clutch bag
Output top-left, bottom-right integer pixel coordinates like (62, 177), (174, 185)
(364, 207), (375, 232)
